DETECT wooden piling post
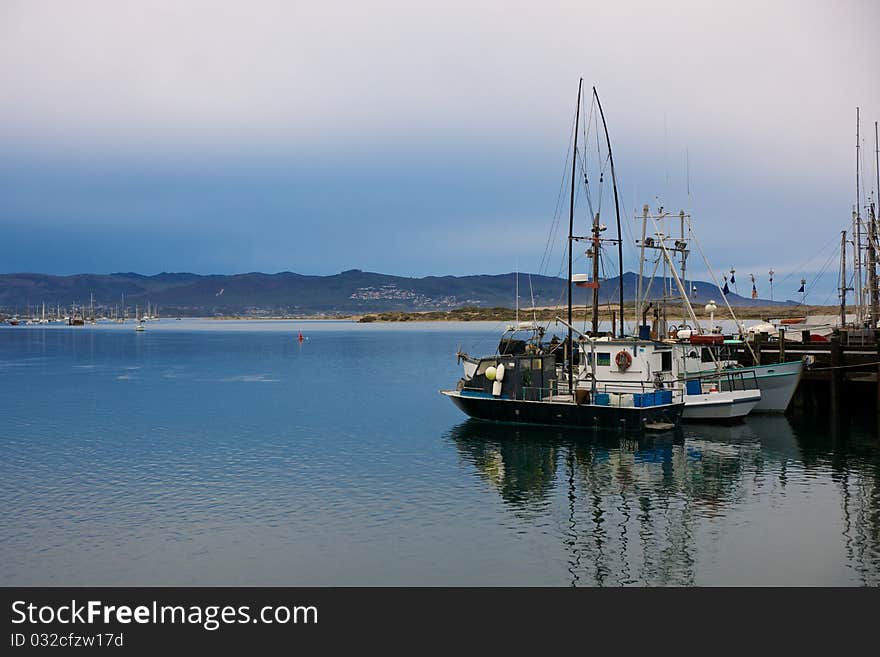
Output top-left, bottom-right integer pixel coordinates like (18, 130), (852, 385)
(876, 334), (880, 419)
(611, 310), (616, 338)
(830, 336), (843, 416)
(779, 328), (785, 363)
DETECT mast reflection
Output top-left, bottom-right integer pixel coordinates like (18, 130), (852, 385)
(447, 416), (879, 585)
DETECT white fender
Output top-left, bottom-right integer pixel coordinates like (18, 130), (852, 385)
(495, 364), (505, 382)
(492, 380), (503, 396)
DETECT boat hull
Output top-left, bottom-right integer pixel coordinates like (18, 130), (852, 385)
(719, 361), (803, 412)
(682, 390), (761, 422)
(441, 390), (683, 433)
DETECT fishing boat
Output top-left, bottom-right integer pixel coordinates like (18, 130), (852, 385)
(577, 335), (761, 422)
(632, 208), (801, 413)
(68, 309), (85, 326)
(441, 81), (685, 433)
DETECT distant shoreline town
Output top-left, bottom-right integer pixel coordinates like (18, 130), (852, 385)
(0, 269), (800, 322)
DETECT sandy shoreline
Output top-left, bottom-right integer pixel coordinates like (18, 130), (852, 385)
(208, 303), (836, 324)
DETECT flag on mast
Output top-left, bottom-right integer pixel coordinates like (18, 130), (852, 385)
(722, 275), (730, 295)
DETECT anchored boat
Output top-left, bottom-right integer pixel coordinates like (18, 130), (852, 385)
(441, 80), (685, 433)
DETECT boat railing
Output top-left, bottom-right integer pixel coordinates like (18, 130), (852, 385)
(679, 368), (760, 392)
(519, 379), (683, 406)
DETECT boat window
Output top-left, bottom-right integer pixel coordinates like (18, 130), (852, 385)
(596, 352), (610, 366)
(476, 360), (497, 375)
(661, 351), (672, 371)
(701, 348), (714, 363)
(532, 358), (542, 370)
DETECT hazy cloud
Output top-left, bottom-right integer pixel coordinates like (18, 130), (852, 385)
(1, 0), (878, 299)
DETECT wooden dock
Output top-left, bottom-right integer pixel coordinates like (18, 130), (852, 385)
(732, 329), (880, 417)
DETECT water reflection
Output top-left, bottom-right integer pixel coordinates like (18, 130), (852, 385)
(447, 416), (880, 586)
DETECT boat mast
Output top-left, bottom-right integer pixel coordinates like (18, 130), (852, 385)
(567, 79), (583, 391)
(855, 108), (863, 325)
(636, 205), (647, 330)
(840, 230), (848, 327)
(590, 212), (600, 333)
(869, 199), (878, 327)
(593, 87), (624, 337)
(871, 121), (880, 328)
(679, 210), (688, 327)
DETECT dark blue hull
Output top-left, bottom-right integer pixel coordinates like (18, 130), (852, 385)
(442, 391), (683, 433)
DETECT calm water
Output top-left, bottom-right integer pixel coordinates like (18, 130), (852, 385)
(1, 320), (878, 586)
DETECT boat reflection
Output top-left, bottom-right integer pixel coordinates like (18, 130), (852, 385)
(446, 415), (880, 586)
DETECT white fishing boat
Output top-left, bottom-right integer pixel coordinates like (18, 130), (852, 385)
(572, 334), (761, 422)
(632, 209), (802, 413)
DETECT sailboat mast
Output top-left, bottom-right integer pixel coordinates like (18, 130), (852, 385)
(593, 87), (624, 337)
(855, 108), (863, 324)
(636, 206), (648, 331)
(840, 230), (848, 327)
(591, 213), (600, 333)
(868, 201), (878, 327)
(872, 121), (880, 327)
(568, 79), (583, 391)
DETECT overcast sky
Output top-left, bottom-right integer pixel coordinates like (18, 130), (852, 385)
(2, 0), (879, 302)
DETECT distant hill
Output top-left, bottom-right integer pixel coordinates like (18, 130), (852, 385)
(0, 270), (796, 316)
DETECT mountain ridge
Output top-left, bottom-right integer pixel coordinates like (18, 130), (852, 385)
(0, 270), (797, 316)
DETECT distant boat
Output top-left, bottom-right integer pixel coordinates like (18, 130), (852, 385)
(297, 330), (304, 342)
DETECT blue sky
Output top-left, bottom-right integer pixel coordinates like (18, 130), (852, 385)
(1, 0), (879, 303)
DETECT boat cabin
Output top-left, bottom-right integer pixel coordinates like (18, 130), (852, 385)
(578, 339), (675, 387)
(462, 355), (558, 401)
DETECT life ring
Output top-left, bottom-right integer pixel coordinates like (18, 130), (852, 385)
(614, 350), (633, 371)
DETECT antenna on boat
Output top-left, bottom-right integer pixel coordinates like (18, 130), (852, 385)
(567, 79), (583, 397)
(528, 274), (538, 326)
(515, 263), (519, 325)
(592, 87), (625, 338)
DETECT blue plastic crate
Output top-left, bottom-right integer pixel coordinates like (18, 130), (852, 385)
(594, 393), (610, 406)
(685, 380), (702, 396)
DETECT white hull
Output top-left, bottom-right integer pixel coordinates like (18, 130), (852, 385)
(682, 390), (761, 420)
(721, 361), (803, 412)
